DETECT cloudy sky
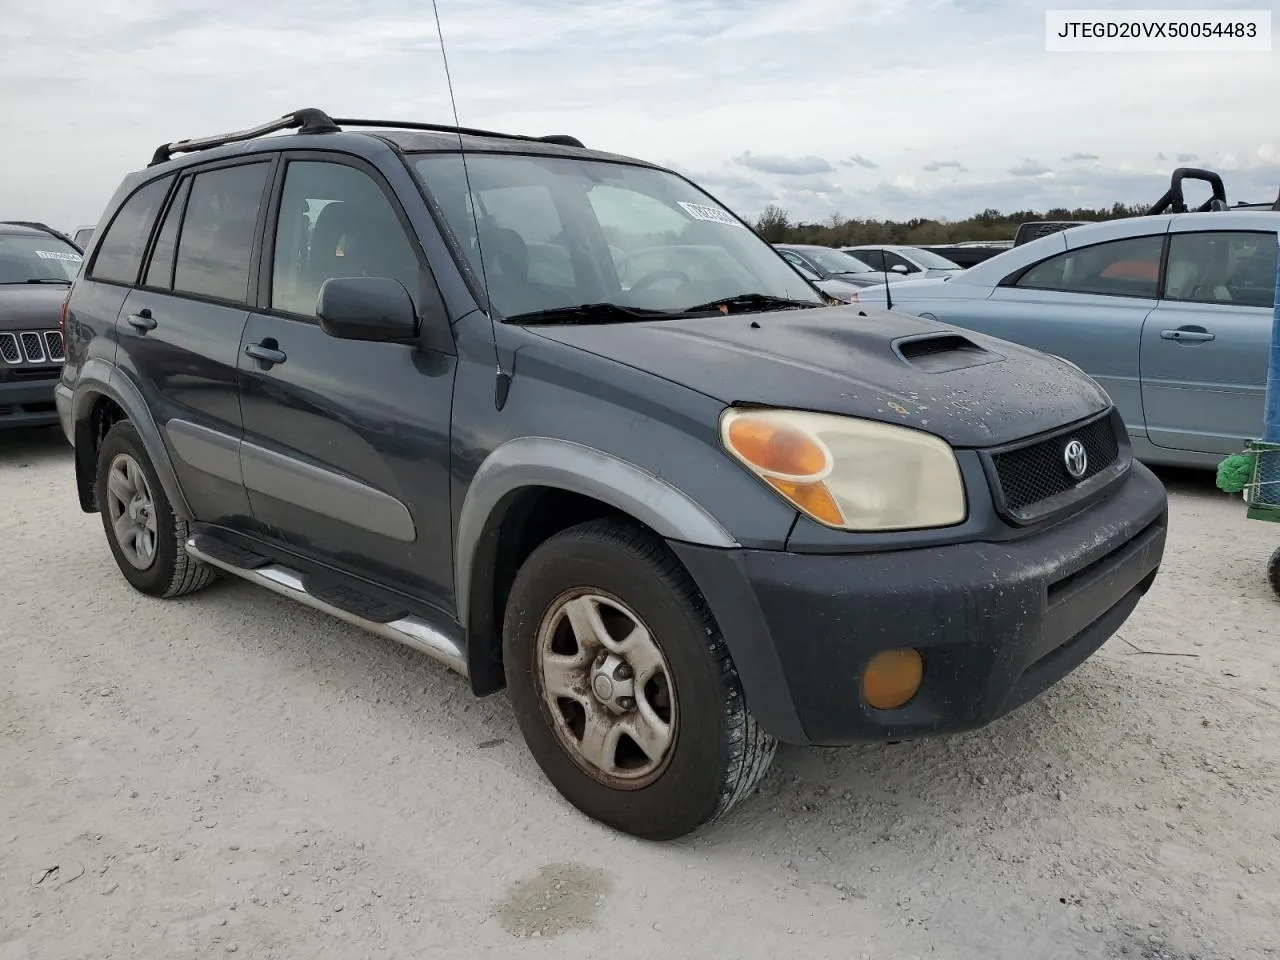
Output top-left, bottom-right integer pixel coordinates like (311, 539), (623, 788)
(1, 0), (1276, 231)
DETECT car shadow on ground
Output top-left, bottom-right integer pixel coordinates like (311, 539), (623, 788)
(0, 425), (70, 467)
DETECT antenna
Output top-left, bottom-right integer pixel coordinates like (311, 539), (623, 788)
(431, 0), (507, 404)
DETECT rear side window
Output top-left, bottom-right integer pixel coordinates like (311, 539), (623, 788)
(1014, 235), (1164, 298)
(90, 176), (174, 285)
(173, 162), (271, 304)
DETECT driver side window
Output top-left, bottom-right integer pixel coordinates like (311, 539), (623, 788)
(270, 160), (422, 319)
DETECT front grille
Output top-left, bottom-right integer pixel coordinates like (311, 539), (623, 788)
(19, 332), (45, 362)
(988, 412), (1122, 522)
(0, 330), (64, 365)
(43, 330), (65, 361)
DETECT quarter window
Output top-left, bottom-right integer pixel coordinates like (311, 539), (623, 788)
(143, 178), (192, 290)
(90, 176), (174, 285)
(1014, 235), (1164, 298)
(1164, 231), (1277, 308)
(172, 162), (270, 304)
(270, 160), (422, 318)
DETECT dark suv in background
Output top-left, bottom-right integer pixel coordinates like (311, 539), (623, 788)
(0, 221), (80, 429)
(58, 109), (1168, 840)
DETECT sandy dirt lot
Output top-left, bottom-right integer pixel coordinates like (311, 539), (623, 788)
(2, 426), (1277, 960)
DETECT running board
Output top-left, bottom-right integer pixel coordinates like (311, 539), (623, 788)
(184, 536), (468, 678)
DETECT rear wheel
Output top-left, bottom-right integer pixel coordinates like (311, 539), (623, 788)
(1268, 546), (1280, 600)
(502, 519), (776, 840)
(95, 420), (217, 598)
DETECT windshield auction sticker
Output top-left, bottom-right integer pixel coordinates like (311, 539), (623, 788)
(35, 250), (83, 262)
(677, 201), (748, 228)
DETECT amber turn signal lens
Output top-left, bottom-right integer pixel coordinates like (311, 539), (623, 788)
(862, 648), (923, 710)
(765, 477), (845, 526)
(726, 415), (829, 478)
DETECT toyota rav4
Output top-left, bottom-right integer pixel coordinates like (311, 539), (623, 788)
(57, 109), (1168, 840)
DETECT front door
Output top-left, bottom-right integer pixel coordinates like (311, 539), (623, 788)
(1141, 227), (1278, 455)
(235, 154), (458, 615)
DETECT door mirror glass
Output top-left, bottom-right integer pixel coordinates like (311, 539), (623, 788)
(316, 276), (419, 341)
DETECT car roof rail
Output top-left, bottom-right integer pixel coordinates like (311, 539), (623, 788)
(0, 219), (82, 250)
(329, 117), (584, 148)
(148, 108), (587, 167)
(149, 107), (342, 166)
(1147, 166), (1229, 214)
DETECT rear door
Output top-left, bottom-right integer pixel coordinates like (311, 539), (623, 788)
(931, 229), (1167, 443)
(235, 152), (457, 613)
(118, 156), (277, 524)
(1140, 225), (1278, 455)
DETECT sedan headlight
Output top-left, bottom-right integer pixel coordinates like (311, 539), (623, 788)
(719, 407), (967, 531)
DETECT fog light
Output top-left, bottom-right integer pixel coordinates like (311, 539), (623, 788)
(862, 648), (923, 710)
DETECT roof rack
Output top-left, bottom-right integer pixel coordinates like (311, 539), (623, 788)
(148, 107), (585, 167)
(1147, 167), (1229, 214)
(0, 219), (83, 251)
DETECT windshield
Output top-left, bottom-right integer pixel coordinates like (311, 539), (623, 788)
(900, 247), (962, 270)
(801, 247), (876, 274)
(409, 153), (824, 319)
(0, 233), (82, 283)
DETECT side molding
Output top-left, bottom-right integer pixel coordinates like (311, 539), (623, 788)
(455, 436), (739, 630)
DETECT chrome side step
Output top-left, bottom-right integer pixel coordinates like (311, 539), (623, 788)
(185, 537), (469, 678)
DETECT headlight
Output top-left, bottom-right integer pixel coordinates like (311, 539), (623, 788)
(719, 407), (967, 531)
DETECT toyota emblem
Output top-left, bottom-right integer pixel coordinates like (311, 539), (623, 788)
(1063, 439), (1088, 480)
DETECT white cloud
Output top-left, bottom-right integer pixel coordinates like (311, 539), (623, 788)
(0, 0), (1275, 228)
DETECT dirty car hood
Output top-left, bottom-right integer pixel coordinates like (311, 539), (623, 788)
(525, 305), (1112, 448)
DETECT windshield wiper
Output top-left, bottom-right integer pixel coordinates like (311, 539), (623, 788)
(678, 293), (820, 315)
(505, 302), (674, 325)
(1, 278), (72, 285)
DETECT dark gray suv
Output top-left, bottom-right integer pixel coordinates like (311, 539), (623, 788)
(58, 109), (1169, 840)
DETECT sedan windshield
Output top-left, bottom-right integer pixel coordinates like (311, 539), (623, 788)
(409, 153), (824, 320)
(801, 247), (876, 274)
(901, 247), (962, 270)
(0, 233), (82, 284)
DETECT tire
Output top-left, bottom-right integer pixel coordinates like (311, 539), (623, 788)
(502, 518), (777, 840)
(1268, 546), (1280, 600)
(94, 420), (217, 599)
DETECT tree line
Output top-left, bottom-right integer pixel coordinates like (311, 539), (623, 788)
(752, 202), (1150, 246)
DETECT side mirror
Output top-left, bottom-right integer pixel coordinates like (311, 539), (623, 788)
(316, 277), (419, 342)
(891, 263), (910, 274)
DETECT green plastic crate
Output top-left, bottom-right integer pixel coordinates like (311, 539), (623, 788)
(1244, 439), (1280, 522)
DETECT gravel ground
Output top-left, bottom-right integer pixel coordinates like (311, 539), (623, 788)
(2, 426), (1278, 960)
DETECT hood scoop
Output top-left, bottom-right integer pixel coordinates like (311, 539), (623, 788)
(893, 332), (1001, 374)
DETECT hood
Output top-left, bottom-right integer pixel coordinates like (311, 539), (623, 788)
(525, 305), (1112, 449)
(0, 284), (67, 330)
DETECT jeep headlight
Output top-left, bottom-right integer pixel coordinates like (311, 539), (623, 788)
(719, 407), (967, 531)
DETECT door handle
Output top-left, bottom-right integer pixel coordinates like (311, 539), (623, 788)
(125, 309), (156, 332)
(1160, 327), (1215, 343)
(245, 341), (287, 365)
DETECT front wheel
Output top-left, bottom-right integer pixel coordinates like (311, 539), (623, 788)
(502, 519), (776, 840)
(1268, 546), (1280, 600)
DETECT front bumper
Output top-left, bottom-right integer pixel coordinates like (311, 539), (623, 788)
(671, 461), (1168, 746)
(0, 376), (60, 428)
